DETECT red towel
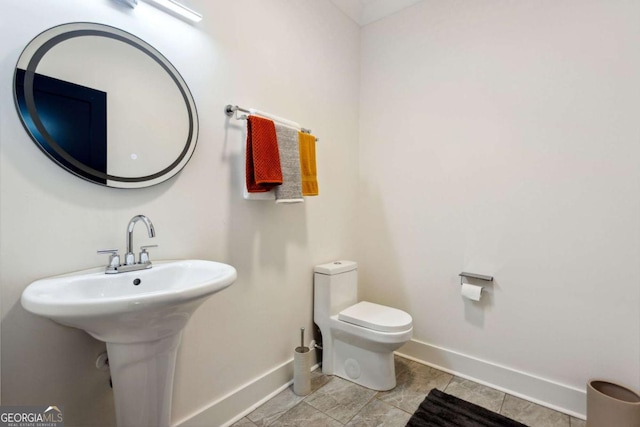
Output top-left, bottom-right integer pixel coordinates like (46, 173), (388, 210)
(246, 115), (283, 192)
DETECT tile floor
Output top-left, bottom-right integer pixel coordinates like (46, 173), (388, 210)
(232, 356), (586, 427)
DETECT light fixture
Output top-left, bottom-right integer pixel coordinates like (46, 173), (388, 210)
(114, 0), (202, 23)
(117, 0), (139, 7)
(145, 0), (203, 23)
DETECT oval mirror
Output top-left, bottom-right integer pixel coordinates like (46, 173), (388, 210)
(14, 22), (198, 188)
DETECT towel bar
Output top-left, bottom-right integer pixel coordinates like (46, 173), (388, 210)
(459, 272), (494, 285)
(225, 104), (316, 138)
(225, 104), (250, 119)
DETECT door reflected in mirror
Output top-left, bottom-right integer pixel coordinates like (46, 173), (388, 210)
(14, 23), (198, 188)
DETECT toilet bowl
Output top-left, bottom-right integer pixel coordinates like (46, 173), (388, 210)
(313, 261), (412, 391)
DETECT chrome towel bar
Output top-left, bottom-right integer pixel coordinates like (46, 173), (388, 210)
(225, 104), (316, 137)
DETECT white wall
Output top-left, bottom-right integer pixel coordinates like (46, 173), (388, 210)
(358, 0), (640, 407)
(0, 1), (360, 426)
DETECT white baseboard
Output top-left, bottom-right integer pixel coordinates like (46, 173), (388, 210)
(174, 349), (317, 427)
(174, 340), (586, 426)
(396, 339), (586, 420)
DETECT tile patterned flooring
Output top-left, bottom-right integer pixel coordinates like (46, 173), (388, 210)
(233, 356), (586, 427)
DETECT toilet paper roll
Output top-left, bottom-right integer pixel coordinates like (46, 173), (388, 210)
(461, 283), (483, 301)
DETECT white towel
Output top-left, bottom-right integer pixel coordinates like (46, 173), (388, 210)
(249, 108), (300, 130)
(243, 186), (275, 200)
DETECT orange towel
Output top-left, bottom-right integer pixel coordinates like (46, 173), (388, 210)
(246, 115), (282, 193)
(298, 132), (318, 196)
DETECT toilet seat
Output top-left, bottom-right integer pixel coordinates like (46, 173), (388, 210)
(338, 301), (412, 333)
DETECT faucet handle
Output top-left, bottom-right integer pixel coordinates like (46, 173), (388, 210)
(139, 245), (158, 265)
(97, 249), (118, 254)
(98, 249), (121, 271)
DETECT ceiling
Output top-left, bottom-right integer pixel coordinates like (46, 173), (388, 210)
(329, 0), (424, 26)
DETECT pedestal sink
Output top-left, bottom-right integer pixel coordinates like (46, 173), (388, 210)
(21, 260), (237, 427)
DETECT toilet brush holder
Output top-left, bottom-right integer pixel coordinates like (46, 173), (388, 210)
(293, 346), (311, 396)
(293, 327), (311, 396)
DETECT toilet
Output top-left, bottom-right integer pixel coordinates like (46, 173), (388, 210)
(313, 260), (413, 391)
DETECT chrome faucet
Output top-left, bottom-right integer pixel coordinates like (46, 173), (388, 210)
(125, 215), (156, 265)
(98, 215), (157, 274)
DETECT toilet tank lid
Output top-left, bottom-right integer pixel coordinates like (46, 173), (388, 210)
(314, 260), (357, 275)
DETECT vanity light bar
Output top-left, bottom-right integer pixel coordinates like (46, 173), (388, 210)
(145, 0), (203, 23)
(118, 0), (139, 7)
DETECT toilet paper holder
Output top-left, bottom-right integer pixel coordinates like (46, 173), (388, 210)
(459, 272), (494, 285)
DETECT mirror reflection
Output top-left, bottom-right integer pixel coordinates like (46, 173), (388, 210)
(14, 23), (198, 188)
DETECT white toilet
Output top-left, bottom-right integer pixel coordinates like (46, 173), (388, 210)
(313, 260), (413, 391)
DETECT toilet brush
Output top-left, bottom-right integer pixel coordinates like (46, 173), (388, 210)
(293, 327), (311, 396)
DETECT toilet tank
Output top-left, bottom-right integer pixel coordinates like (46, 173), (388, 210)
(314, 261), (358, 319)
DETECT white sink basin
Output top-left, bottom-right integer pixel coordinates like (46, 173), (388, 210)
(22, 259), (236, 342)
(21, 259), (237, 427)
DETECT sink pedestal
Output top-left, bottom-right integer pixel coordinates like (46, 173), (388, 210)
(107, 333), (182, 427)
